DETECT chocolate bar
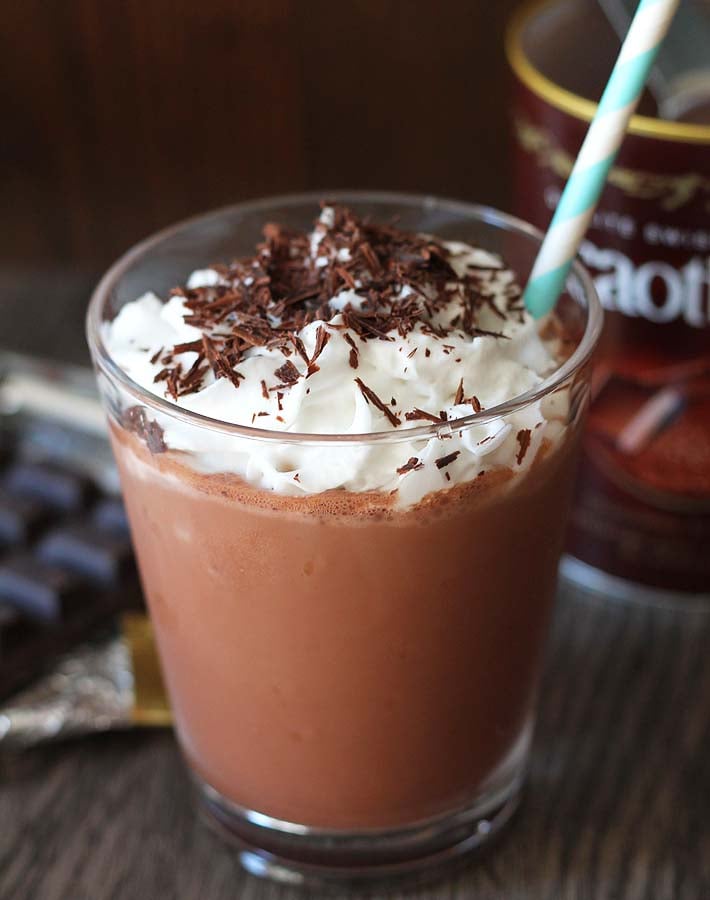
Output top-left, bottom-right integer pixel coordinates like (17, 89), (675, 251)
(0, 428), (142, 701)
(0, 613), (170, 748)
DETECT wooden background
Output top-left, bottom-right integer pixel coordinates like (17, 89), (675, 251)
(2, 0), (521, 363)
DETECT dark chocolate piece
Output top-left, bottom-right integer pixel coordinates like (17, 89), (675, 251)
(0, 428), (145, 701)
(0, 601), (33, 653)
(0, 490), (53, 548)
(4, 462), (94, 513)
(0, 556), (88, 624)
(92, 498), (130, 536)
(38, 522), (134, 586)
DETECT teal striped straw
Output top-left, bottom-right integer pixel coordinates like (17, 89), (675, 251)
(523, 0), (681, 319)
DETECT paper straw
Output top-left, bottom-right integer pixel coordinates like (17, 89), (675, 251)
(523, 0), (680, 319)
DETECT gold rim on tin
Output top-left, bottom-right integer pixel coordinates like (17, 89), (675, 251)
(506, 0), (710, 145)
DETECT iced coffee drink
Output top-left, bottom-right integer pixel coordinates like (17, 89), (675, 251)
(87, 194), (601, 885)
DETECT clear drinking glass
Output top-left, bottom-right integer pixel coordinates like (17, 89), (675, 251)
(86, 192), (602, 889)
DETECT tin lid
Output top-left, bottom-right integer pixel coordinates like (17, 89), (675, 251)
(506, 0), (710, 144)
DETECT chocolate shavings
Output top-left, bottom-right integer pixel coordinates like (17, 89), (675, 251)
(396, 457), (423, 475)
(404, 407), (446, 424)
(274, 360), (301, 386)
(122, 406), (166, 455)
(148, 204), (519, 405)
(516, 429), (532, 465)
(307, 325), (331, 377)
(454, 378), (464, 405)
(435, 451), (460, 470)
(354, 378), (401, 427)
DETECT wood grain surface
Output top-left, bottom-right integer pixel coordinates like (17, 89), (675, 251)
(1, 0), (519, 367)
(2, 0), (519, 272)
(2, 583), (708, 900)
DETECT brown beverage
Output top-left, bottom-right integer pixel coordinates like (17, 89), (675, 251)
(88, 195), (601, 884)
(112, 425), (577, 829)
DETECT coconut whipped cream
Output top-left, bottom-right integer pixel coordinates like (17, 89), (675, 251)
(103, 206), (568, 505)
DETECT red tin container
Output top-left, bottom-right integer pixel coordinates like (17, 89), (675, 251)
(507, 0), (710, 603)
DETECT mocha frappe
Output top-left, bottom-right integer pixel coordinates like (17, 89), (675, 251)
(91, 199), (594, 870)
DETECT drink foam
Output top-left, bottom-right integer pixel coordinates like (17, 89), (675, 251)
(103, 207), (570, 505)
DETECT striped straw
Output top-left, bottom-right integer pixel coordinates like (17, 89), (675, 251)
(523, 0), (680, 319)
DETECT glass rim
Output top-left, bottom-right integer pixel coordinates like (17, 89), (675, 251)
(86, 190), (603, 447)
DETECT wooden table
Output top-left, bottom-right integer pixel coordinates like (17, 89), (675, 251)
(2, 581), (708, 900)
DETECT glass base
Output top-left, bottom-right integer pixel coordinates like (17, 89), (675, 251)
(560, 555), (710, 611)
(197, 778), (522, 890)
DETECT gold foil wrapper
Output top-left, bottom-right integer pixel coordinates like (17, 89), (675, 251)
(0, 615), (170, 749)
(122, 614), (171, 726)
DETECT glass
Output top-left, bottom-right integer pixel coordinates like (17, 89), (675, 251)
(86, 192), (602, 889)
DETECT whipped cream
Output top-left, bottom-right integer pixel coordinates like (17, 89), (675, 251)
(103, 209), (568, 505)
